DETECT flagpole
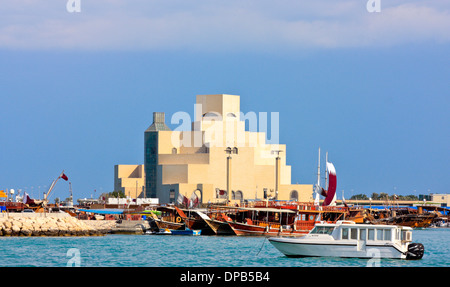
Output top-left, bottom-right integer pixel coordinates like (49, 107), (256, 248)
(44, 170), (67, 213)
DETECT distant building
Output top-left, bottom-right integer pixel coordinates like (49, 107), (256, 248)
(430, 193), (450, 207)
(138, 94), (313, 205)
(114, 165), (145, 198)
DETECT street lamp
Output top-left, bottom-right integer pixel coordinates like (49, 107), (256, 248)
(272, 150), (283, 200)
(225, 147), (238, 204)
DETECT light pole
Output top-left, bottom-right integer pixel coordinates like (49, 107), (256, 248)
(225, 147), (238, 204)
(272, 150), (283, 200)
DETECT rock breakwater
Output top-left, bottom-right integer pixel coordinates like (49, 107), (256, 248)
(0, 215), (115, 236)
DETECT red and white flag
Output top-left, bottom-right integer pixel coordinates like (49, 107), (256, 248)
(22, 192), (35, 205)
(190, 192), (199, 208)
(60, 173), (69, 181)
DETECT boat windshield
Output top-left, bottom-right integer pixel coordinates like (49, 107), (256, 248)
(310, 226), (335, 235)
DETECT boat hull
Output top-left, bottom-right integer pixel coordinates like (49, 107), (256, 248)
(268, 237), (406, 259)
(228, 221), (308, 237)
(204, 219), (235, 235)
(154, 219), (185, 230)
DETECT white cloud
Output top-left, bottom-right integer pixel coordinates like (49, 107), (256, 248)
(0, 0), (449, 51)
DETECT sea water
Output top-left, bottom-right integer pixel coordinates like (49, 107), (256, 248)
(0, 228), (448, 267)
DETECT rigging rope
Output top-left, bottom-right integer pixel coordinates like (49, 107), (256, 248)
(256, 236), (268, 256)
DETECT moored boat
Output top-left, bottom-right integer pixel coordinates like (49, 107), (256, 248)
(204, 212), (236, 235)
(179, 208), (217, 235)
(146, 206), (186, 231)
(214, 203), (347, 237)
(148, 228), (201, 236)
(269, 220), (424, 260)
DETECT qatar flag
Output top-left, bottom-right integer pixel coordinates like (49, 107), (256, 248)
(61, 173), (69, 181)
(22, 192), (35, 205)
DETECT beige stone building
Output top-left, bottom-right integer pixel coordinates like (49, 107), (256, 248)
(136, 94), (313, 205)
(114, 164), (145, 198)
(431, 194), (450, 206)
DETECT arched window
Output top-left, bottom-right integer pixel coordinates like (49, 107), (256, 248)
(233, 190), (243, 201)
(172, 148), (177, 154)
(202, 112), (221, 118)
(290, 190), (299, 201)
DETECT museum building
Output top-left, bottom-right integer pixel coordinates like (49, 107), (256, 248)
(115, 94), (313, 205)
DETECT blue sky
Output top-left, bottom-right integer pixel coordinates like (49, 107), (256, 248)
(0, 0), (449, 202)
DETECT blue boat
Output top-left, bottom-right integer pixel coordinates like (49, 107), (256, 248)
(149, 228), (201, 236)
(171, 229), (201, 236)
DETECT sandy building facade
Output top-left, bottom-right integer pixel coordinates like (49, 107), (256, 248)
(139, 94), (313, 205)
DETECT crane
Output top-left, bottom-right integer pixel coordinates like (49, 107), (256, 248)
(43, 170), (69, 208)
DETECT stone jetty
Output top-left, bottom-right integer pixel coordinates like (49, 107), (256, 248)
(0, 213), (116, 236)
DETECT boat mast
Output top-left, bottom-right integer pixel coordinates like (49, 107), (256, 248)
(314, 147), (321, 206)
(325, 152), (328, 190)
(317, 147), (321, 188)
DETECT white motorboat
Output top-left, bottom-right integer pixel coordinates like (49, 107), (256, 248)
(269, 220), (424, 260)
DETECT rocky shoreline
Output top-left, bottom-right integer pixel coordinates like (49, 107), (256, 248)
(0, 215), (116, 236)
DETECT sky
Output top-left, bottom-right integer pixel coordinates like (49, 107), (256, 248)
(0, 0), (449, 202)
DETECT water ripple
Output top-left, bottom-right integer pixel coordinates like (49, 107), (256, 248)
(0, 228), (448, 267)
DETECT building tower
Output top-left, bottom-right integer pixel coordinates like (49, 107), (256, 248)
(144, 112), (171, 198)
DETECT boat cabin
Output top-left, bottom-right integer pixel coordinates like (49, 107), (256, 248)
(309, 221), (413, 244)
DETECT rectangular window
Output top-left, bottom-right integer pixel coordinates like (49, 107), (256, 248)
(342, 228), (349, 240)
(377, 229), (383, 240)
(359, 229), (366, 240)
(368, 229), (375, 240)
(311, 226), (335, 234)
(384, 229), (391, 241)
(350, 228), (358, 240)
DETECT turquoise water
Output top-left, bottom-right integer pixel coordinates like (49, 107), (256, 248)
(0, 228), (448, 267)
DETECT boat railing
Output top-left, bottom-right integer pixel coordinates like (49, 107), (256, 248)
(244, 219), (315, 232)
(295, 221), (316, 231)
(249, 219), (281, 229)
(207, 202), (348, 216)
(320, 206), (348, 212)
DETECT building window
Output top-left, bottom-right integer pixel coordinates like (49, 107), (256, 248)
(172, 148), (177, 154)
(232, 190), (243, 201)
(203, 112), (221, 118)
(290, 190), (298, 201)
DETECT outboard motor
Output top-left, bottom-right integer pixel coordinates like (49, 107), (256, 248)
(406, 243), (424, 260)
